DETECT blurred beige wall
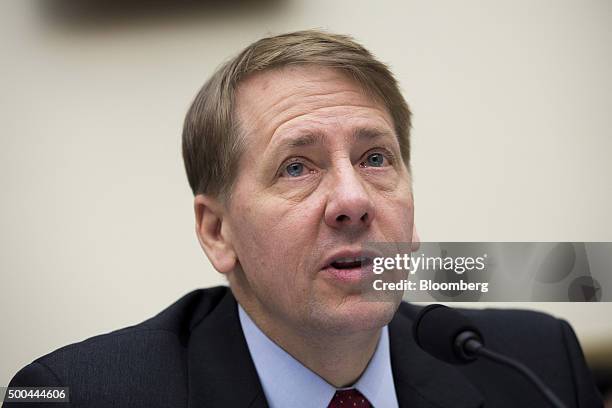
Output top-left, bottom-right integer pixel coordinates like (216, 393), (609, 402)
(1, 0), (611, 385)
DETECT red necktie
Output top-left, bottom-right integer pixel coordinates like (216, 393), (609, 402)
(327, 389), (372, 408)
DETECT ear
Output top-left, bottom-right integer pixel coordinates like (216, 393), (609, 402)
(194, 194), (237, 275)
(411, 223), (421, 252)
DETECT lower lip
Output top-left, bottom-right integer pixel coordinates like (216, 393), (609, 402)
(321, 264), (372, 284)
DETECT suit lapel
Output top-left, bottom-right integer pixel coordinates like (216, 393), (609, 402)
(186, 289), (482, 408)
(187, 289), (268, 408)
(389, 306), (484, 408)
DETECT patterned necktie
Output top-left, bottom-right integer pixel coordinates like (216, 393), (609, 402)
(327, 389), (372, 408)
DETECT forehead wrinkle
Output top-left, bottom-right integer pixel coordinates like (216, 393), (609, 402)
(236, 68), (397, 164)
(259, 107), (397, 166)
(259, 89), (368, 138)
(237, 65), (379, 133)
(242, 72), (362, 119)
(267, 104), (392, 146)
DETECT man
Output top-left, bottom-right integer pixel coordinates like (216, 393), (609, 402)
(5, 30), (602, 407)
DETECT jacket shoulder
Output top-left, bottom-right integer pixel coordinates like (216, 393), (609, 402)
(6, 286), (230, 408)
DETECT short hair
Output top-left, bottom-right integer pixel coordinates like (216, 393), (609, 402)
(182, 29), (412, 201)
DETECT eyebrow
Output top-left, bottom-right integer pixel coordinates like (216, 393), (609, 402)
(353, 127), (396, 143)
(286, 131), (326, 148)
(281, 127), (395, 150)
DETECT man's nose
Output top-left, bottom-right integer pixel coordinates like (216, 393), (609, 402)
(324, 166), (375, 230)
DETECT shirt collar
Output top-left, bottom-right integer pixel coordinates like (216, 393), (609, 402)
(238, 304), (399, 408)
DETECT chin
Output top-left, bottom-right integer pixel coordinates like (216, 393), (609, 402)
(312, 297), (400, 335)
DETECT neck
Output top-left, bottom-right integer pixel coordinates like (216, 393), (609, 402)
(288, 327), (381, 388)
(237, 295), (381, 388)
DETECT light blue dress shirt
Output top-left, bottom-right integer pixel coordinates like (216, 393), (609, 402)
(238, 305), (400, 408)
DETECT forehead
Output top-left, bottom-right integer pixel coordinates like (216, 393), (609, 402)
(234, 65), (396, 150)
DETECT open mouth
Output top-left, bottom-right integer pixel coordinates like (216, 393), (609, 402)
(329, 256), (372, 270)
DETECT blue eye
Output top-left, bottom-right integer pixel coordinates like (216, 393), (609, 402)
(286, 162), (304, 177)
(366, 153), (385, 167)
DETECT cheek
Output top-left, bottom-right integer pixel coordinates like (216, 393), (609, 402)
(231, 196), (319, 279)
(376, 192), (414, 242)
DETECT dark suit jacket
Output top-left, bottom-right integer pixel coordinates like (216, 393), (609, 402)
(4, 286), (603, 407)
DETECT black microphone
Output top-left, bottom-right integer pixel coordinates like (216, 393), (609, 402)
(413, 304), (568, 408)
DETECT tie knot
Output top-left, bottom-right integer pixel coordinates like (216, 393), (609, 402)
(327, 388), (372, 408)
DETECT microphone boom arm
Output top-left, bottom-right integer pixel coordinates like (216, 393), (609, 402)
(463, 338), (569, 408)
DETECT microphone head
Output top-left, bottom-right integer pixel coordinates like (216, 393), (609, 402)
(412, 304), (483, 365)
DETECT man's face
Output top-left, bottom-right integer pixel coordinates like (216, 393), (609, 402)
(224, 65), (414, 334)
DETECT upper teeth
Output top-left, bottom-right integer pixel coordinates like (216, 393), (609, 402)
(333, 256), (368, 264)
